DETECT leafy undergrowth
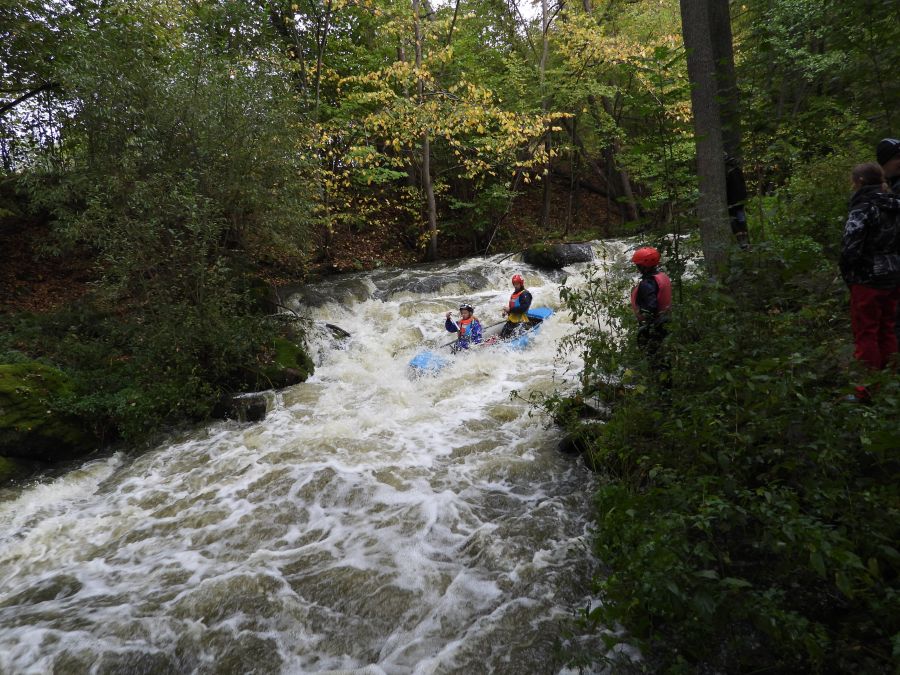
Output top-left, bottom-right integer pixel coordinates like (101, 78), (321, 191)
(0, 294), (280, 444)
(553, 242), (900, 673)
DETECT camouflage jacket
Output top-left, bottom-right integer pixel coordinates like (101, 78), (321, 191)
(840, 185), (900, 288)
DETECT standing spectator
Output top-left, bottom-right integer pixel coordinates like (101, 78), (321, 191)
(840, 162), (900, 399)
(630, 247), (672, 386)
(876, 138), (900, 192)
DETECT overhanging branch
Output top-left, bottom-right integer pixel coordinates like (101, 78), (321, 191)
(0, 83), (58, 118)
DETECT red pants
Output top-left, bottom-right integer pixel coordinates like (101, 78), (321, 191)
(850, 284), (900, 370)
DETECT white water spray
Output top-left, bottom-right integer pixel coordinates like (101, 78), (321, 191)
(0, 249), (629, 674)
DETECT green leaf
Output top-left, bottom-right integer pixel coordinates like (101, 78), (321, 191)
(834, 572), (854, 599)
(810, 551), (826, 578)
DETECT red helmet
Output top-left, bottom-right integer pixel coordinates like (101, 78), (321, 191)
(511, 274), (524, 285)
(631, 247), (660, 267)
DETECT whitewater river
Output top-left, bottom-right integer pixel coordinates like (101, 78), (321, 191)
(0, 249), (627, 674)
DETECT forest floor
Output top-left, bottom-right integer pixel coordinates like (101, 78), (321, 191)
(0, 217), (96, 314)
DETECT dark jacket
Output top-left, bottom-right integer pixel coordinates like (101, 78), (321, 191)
(840, 185), (900, 288)
(725, 158), (748, 209)
(507, 289), (532, 316)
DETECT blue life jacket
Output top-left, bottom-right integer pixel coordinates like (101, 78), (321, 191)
(446, 316), (483, 348)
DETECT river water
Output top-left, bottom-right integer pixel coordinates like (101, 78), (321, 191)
(0, 251), (622, 674)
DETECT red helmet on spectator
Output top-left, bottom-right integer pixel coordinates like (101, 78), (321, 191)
(511, 274), (524, 285)
(631, 247), (661, 267)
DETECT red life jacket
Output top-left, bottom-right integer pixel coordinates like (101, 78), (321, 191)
(458, 316), (477, 339)
(630, 272), (672, 320)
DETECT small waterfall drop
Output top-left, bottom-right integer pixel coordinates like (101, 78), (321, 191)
(0, 247), (628, 674)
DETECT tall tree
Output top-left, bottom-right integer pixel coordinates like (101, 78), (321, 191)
(708, 0), (740, 160)
(708, 0), (749, 248)
(679, 0), (730, 278)
(412, 0), (439, 261)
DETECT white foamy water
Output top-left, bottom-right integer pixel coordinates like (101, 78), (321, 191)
(0, 250), (626, 674)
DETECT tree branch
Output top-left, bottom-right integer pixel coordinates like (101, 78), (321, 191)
(0, 83), (58, 118)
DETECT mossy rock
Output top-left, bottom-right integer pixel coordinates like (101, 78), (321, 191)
(0, 455), (29, 483)
(522, 243), (554, 268)
(551, 394), (607, 426)
(260, 336), (314, 388)
(0, 362), (98, 461)
(231, 335), (314, 395)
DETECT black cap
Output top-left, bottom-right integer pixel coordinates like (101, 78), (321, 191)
(876, 138), (900, 166)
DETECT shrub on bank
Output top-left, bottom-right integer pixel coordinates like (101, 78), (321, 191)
(554, 240), (900, 673)
(0, 293), (314, 452)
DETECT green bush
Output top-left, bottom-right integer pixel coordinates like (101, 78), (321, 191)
(554, 241), (900, 673)
(0, 287), (308, 443)
(0, 23), (319, 444)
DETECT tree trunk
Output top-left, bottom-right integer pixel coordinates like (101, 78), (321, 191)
(597, 95), (639, 222)
(266, 7), (307, 95)
(413, 0), (438, 261)
(423, 132), (438, 260)
(313, 0), (334, 121)
(679, 0), (730, 279)
(708, 0), (749, 248)
(565, 118), (577, 237)
(708, 0), (740, 160)
(398, 43), (418, 190)
(562, 117), (613, 193)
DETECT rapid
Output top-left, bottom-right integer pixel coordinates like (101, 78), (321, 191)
(0, 250), (620, 674)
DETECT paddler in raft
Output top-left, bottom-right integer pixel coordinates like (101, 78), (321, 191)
(445, 303), (483, 352)
(500, 273), (533, 339)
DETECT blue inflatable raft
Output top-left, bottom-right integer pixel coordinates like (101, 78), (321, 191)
(408, 307), (554, 376)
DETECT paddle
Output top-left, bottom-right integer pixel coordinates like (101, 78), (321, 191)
(439, 320), (506, 349)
